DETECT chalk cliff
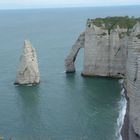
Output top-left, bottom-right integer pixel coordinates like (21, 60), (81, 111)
(66, 19), (128, 77)
(126, 23), (140, 140)
(83, 20), (110, 76)
(15, 40), (40, 85)
(65, 17), (140, 140)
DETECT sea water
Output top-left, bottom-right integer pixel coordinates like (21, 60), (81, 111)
(0, 6), (140, 140)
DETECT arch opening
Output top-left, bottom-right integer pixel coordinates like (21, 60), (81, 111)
(65, 32), (85, 73)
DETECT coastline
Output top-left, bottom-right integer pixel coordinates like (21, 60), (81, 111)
(121, 81), (140, 140)
(121, 82), (129, 140)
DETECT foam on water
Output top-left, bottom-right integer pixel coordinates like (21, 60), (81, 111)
(116, 79), (127, 140)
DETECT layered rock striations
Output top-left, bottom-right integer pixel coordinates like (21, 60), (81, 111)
(82, 19), (128, 77)
(15, 40), (40, 85)
(126, 23), (140, 140)
(83, 20), (110, 76)
(66, 18), (128, 77)
(65, 17), (140, 140)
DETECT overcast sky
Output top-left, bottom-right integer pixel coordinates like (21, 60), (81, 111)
(0, 0), (140, 9)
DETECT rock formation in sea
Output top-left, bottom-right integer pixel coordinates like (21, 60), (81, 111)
(65, 32), (85, 72)
(66, 18), (128, 77)
(15, 40), (40, 85)
(65, 17), (140, 140)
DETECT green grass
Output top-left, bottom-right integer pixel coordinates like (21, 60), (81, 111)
(89, 16), (140, 33)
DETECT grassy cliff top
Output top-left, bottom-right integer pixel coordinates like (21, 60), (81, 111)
(89, 16), (140, 31)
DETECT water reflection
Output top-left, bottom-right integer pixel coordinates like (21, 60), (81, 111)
(65, 75), (120, 139)
(14, 85), (46, 140)
(12, 76), (121, 140)
(65, 73), (76, 86)
(64, 74), (98, 139)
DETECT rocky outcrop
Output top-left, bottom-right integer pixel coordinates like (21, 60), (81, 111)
(65, 18), (140, 140)
(82, 19), (127, 77)
(82, 20), (110, 76)
(15, 40), (40, 85)
(65, 32), (85, 72)
(66, 19), (128, 77)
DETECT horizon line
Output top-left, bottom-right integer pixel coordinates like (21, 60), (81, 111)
(0, 4), (140, 10)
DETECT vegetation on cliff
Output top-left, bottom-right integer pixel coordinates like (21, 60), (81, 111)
(90, 16), (140, 31)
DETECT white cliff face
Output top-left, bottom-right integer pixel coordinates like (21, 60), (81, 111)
(109, 27), (128, 77)
(15, 40), (40, 85)
(83, 21), (110, 76)
(82, 20), (127, 77)
(126, 25), (140, 139)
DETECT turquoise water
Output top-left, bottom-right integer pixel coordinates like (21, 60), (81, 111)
(0, 6), (140, 140)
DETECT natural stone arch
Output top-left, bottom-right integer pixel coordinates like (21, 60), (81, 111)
(65, 32), (85, 73)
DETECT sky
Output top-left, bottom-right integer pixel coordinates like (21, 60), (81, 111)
(0, 0), (140, 9)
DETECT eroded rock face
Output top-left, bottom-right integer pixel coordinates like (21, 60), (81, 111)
(65, 32), (85, 72)
(66, 19), (127, 77)
(82, 20), (110, 76)
(15, 40), (40, 85)
(126, 25), (140, 139)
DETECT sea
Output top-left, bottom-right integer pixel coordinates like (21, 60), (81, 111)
(0, 6), (139, 140)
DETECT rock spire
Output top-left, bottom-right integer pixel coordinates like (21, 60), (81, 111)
(15, 40), (40, 85)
